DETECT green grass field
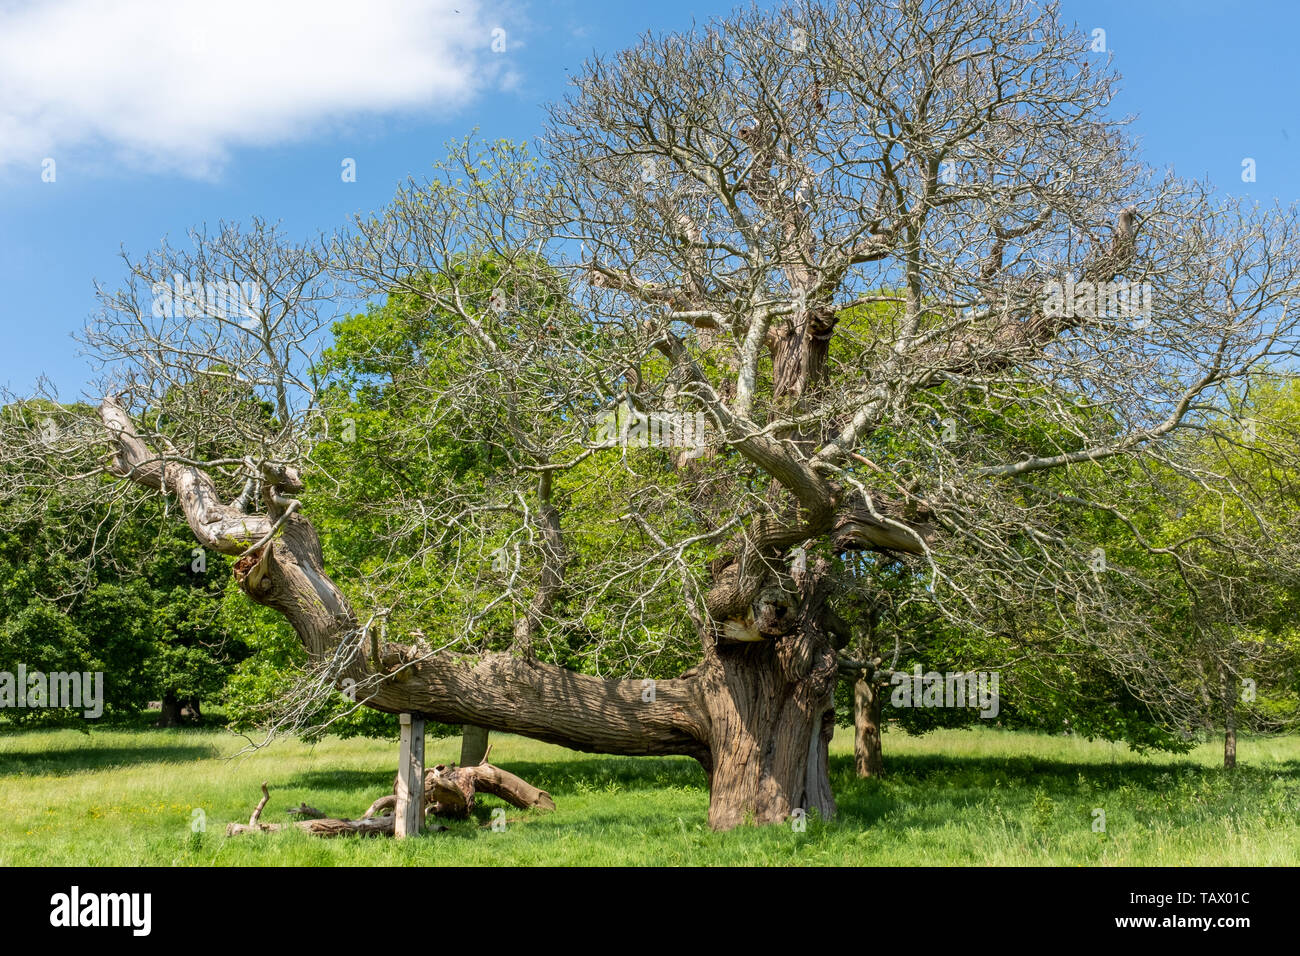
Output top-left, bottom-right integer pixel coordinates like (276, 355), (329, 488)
(1, 725), (1297, 865)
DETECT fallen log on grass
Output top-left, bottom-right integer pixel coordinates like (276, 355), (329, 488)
(225, 752), (554, 838)
(224, 782), (398, 837)
(419, 746), (556, 817)
(370, 746), (556, 819)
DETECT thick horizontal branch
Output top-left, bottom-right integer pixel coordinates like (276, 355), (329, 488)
(101, 395), (711, 763)
(367, 651), (711, 764)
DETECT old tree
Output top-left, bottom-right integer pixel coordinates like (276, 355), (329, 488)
(6, 0), (1300, 829)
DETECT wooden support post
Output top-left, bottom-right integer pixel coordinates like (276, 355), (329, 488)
(460, 724), (490, 767)
(395, 713), (425, 838)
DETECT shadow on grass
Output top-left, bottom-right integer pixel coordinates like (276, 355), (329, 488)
(829, 752), (1300, 828)
(0, 743), (222, 776)
(492, 757), (708, 796)
(836, 752), (1300, 786)
(286, 757), (709, 800)
(285, 768), (396, 793)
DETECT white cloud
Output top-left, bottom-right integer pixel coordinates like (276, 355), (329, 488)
(0, 0), (507, 177)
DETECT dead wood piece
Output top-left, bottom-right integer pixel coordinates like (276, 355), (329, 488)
(422, 761), (556, 818)
(249, 781), (270, 825)
(226, 762), (554, 838)
(225, 782), (397, 838)
(225, 816), (394, 838)
(363, 795), (396, 819)
(460, 763), (557, 812)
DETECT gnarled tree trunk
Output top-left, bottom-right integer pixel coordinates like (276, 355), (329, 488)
(854, 675), (884, 778)
(702, 643), (837, 828)
(697, 550), (841, 828)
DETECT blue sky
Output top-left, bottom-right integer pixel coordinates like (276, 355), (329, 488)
(1, 0), (1297, 400)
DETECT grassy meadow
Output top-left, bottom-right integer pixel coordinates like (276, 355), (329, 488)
(1, 724), (1297, 866)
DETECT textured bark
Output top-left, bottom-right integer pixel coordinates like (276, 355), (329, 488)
(224, 782), (396, 837)
(770, 307), (837, 405)
(680, 286), (863, 825)
(364, 651), (710, 760)
(701, 555), (839, 828)
(77, 0), (1288, 839)
(701, 642), (837, 828)
(102, 390), (709, 759)
(854, 676), (884, 778)
(226, 760), (554, 838)
(226, 814), (396, 837)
